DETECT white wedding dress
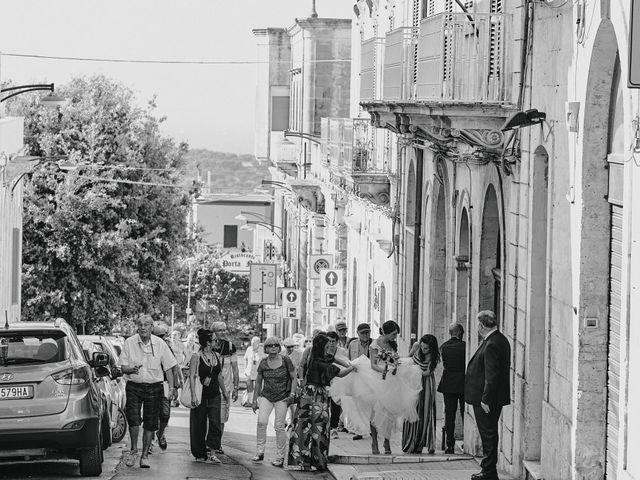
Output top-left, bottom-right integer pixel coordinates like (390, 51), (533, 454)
(330, 354), (423, 439)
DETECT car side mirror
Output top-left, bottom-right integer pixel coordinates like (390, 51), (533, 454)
(91, 351), (109, 368)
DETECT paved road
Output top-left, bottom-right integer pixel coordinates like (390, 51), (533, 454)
(0, 398), (332, 480)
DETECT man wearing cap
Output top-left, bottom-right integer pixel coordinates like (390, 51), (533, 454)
(347, 323), (373, 440)
(335, 320), (351, 351)
(348, 323), (372, 361)
(152, 323), (182, 451)
(119, 315), (178, 469)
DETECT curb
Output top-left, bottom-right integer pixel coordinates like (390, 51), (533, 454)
(329, 454), (473, 465)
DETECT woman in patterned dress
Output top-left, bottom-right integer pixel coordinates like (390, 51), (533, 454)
(401, 334), (440, 454)
(286, 333), (357, 471)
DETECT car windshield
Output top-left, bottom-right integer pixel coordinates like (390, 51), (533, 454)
(0, 331), (67, 366)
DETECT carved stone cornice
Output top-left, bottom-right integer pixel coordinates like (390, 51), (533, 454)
(362, 101), (517, 157)
(412, 125), (504, 152)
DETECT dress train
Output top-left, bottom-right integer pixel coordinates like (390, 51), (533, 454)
(330, 355), (423, 439)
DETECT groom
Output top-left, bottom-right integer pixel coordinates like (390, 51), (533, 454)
(465, 311), (511, 480)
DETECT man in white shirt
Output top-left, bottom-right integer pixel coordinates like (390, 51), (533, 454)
(119, 315), (177, 469)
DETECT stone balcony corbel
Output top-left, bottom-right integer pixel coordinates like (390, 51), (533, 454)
(290, 182), (325, 214)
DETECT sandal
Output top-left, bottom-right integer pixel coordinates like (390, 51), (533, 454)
(124, 451), (138, 467)
(139, 456), (151, 468)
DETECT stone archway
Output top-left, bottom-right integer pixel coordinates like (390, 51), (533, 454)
(479, 184), (501, 328)
(403, 159), (417, 341)
(432, 176), (447, 343)
(570, 18), (619, 480)
(455, 207), (470, 331)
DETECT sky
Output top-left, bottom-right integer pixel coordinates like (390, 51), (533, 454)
(0, 0), (352, 155)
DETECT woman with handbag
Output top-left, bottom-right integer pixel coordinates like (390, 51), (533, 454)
(287, 333), (357, 472)
(251, 337), (297, 467)
(188, 329), (228, 464)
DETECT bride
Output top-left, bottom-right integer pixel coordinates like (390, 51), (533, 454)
(331, 321), (423, 454)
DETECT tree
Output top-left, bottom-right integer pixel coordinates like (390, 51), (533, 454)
(7, 75), (195, 334)
(163, 244), (260, 336)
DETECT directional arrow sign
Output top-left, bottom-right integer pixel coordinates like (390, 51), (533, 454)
(282, 288), (301, 319)
(319, 268), (343, 309)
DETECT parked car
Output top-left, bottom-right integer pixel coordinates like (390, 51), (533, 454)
(0, 319), (110, 476)
(78, 335), (127, 444)
(104, 335), (123, 357)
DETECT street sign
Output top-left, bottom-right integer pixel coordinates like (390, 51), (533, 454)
(263, 308), (281, 325)
(282, 288), (301, 319)
(263, 240), (278, 262)
(319, 268), (343, 309)
(249, 263), (278, 305)
(309, 254), (333, 280)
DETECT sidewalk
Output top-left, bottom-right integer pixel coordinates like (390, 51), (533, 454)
(327, 422), (518, 480)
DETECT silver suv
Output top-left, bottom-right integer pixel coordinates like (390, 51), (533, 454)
(0, 319), (110, 476)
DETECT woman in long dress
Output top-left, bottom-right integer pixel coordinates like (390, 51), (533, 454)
(402, 334), (440, 454)
(330, 321), (423, 455)
(369, 320), (401, 454)
(286, 333), (357, 471)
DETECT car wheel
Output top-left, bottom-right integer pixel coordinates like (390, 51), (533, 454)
(79, 431), (103, 477)
(101, 409), (112, 450)
(111, 407), (127, 443)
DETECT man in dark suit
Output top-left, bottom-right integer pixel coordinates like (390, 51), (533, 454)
(465, 310), (511, 480)
(437, 322), (466, 454)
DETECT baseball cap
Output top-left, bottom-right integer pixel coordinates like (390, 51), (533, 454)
(357, 323), (371, 333)
(335, 321), (348, 331)
(283, 338), (297, 347)
(152, 324), (169, 337)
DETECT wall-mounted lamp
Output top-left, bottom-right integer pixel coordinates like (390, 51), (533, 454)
(500, 109), (546, 132)
(1, 83), (66, 106)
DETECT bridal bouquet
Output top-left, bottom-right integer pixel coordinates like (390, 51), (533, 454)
(378, 349), (400, 379)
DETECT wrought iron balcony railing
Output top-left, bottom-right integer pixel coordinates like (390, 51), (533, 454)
(320, 118), (389, 175)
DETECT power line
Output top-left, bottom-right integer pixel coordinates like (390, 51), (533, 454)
(75, 175), (182, 188)
(1, 52), (351, 66)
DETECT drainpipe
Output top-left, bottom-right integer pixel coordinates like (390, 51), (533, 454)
(410, 148), (424, 340)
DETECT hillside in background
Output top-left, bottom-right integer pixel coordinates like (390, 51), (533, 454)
(183, 149), (271, 195)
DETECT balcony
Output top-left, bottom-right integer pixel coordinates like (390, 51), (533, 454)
(383, 27), (419, 101)
(320, 117), (390, 207)
(360, 36), (385, 102)
(415, 12), (512, 103)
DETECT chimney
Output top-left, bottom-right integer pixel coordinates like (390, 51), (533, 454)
(207, 171), (212, 193)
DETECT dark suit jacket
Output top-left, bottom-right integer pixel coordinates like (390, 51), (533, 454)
(464, 330), (511, 407)
(437, 337), (466, 394)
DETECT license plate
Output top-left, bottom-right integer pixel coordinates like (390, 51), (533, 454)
(0, 386), (33, 400)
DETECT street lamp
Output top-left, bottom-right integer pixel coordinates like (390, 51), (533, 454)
(0, 83), (66, 106)
(240, 220), (283, 242)
(234, 211), (269, 222)
(261, 179), (294, 192)
(283, 129), (322, 145)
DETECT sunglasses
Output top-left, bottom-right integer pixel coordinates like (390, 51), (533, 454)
(265, 344), (279, 348)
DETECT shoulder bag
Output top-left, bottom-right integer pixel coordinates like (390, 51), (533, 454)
(180, 353), (214, 408)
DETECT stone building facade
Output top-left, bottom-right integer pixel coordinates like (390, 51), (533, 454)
(255, 1), (640, 478)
